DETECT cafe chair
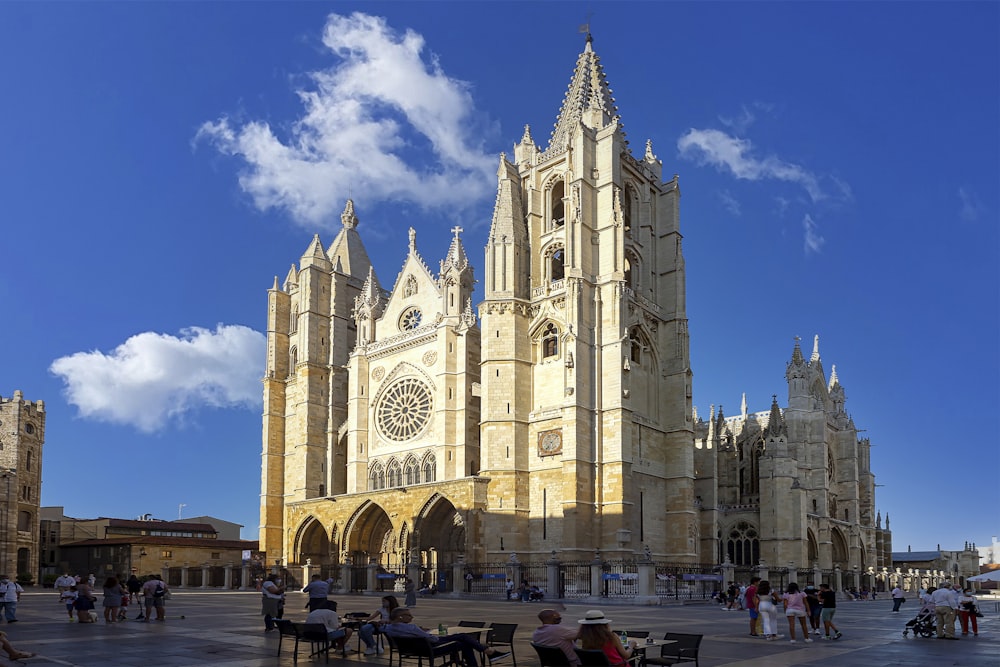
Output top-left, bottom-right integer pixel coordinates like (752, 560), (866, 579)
(644, 633), (702, 667)
(531, 642), (573, 667)
(276, 619), (333, 663)
(387, 634), (462, 667)
(574, 647), (640, 667)
(487, 622), (518, 667)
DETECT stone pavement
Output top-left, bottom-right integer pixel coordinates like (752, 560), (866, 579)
(0, 590), (995, 667)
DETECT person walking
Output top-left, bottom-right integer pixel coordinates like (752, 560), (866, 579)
(756, 580), (780, 640)
(891, 585), (905, 613)
(301, 573), (330, 612)
(818, 584), (842, 640)
(0, 575), (23, 623)
(403, 577), (417, 607)
(126, 573), (143, 603)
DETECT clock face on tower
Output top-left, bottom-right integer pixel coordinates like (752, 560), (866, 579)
(538, 429), (563, 456)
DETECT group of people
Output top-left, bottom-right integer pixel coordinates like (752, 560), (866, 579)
(744, 578), (842, 642)
(914, 581), (981, 638)
(55, 571), (169, 624)
(530, 608), (644, 667)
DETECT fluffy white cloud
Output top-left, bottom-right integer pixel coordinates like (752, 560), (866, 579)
(677, 128), (823, 202)
(197, 12), (496, 228)
(802, 214), (825, 254)
(50, 325), (265, 433)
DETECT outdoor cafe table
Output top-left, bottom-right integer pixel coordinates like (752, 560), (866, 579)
(343, 612), (372, 653)
(631, 639), (677, 667)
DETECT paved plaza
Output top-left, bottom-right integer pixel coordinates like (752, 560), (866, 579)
(0, 590), (995, 667)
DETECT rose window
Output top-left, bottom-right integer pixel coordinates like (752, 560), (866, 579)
(399, 307), (423, 331)
(376, 378), (432, 442)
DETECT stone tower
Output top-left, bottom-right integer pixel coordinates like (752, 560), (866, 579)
(259, 201), (372, 557)
(479, 34), (695, 560)
(0, 390), (44, 579)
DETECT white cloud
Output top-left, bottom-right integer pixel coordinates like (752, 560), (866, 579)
(959, 186), (985, 221)
(50, 325), (265, 433)
(802, 214), (825, 254)
(677, 128), (823, 202)
(717, 189), (741, 216)
(197, 12), (496, 228)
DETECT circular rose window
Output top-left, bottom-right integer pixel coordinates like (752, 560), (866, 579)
(399, 307), (423, 331)
(376, 377), (432, 442)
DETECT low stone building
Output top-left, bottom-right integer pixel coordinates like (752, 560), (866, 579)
(891, 544), (981, 590)
(42, 511), (260, 588)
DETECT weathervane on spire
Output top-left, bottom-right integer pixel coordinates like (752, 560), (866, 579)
(578, 10), (594, 43)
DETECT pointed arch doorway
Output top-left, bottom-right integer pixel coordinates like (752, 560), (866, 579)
(413, 495), (467, 589)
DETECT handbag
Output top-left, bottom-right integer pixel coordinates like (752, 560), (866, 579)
(974, 607), (984, 618)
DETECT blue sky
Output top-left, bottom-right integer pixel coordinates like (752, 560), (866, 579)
(1, 2), (996, 554)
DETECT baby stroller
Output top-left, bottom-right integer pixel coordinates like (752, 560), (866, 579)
(902, 605), (936, 637)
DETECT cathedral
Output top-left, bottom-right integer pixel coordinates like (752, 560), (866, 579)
(259, 36), (889, 577)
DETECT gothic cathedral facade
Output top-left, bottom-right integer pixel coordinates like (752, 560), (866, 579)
(259, 37), (888, 574)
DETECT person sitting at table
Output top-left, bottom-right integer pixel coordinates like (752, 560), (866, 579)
(358, 595), (399, 655)
(529, 586), (545, 602)
(578, 610), (638, 667)
(383, 607), (511, 667)
(305, 600), (352, 649)
(531, 609), (580, 666)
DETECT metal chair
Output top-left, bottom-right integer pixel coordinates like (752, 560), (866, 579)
(531, 642), (573, 667)
(386, 634), (463, 667)
(276, 619), (331, 663)
(487, 623), (518, 667)
(643, 633), (702, 667)
(574, 648), (612, 667)
(459, 621), (487, 627)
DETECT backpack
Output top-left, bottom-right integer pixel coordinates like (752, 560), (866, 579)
(153, 583), (165, 598)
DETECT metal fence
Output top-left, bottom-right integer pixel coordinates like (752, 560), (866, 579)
(602, 560), (639, 599)
(654, 564), (722, 600)
(560, 562), (592, 599)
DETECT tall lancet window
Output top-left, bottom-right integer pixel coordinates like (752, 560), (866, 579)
(623, 256), (633, 290)
(290, 306), (299, 333)
(623, 184), (635, 235)
(542, 323), (559, 358)
(551, 249), (565, 282)
(551, 180), (565, 228)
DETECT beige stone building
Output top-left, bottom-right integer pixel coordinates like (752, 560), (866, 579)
(259, 38), (889, 584)
(694, 336), (892, 579)
(260, 36), (694, 571)
(0, 390), (43, 581)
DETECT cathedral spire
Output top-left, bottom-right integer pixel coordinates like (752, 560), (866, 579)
(341, 198), (359, 229)
(543, 34), (619, 159)
(741, 392), (748, 417)
(810, 334), (821, 362)
(440, 226), (470, 275)
(791, 336), (805, 365)
(766, 394), (786, 437)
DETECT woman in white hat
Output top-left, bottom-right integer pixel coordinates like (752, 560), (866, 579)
(578, 610), (637, 666)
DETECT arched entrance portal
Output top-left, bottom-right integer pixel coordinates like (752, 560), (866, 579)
(414, 495), (466, 588)
(296, 518), (333, 567)
(345, 502), (403, 567)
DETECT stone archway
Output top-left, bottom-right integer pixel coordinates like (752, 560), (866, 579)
(415, 494), (466, 563)
(344, 502), (395, 565)
(295, 517), (332, 566)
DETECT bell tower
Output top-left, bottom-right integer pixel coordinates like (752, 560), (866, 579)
(479, 35), (695, 560)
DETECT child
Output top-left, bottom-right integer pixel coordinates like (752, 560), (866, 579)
(118, 590), (130, 621)
(60, 586), (78, 622)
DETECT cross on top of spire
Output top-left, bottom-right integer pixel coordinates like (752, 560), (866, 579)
(451, 226), (463, 238)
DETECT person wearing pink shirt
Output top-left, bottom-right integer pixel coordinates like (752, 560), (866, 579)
(782, 582), (812, 643)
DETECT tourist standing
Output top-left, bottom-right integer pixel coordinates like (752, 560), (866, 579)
(782, 582), (812, 643)
(260, 573), (285, 631)
(301, 574), (330, 612)
(756, 580), (780, 640)
(102, 576), (124, 623)
(141, 573), (169, 622)
(957, 588), (979, 636)
(745, 577), (760, 637)
(930, 582), (958, 639)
